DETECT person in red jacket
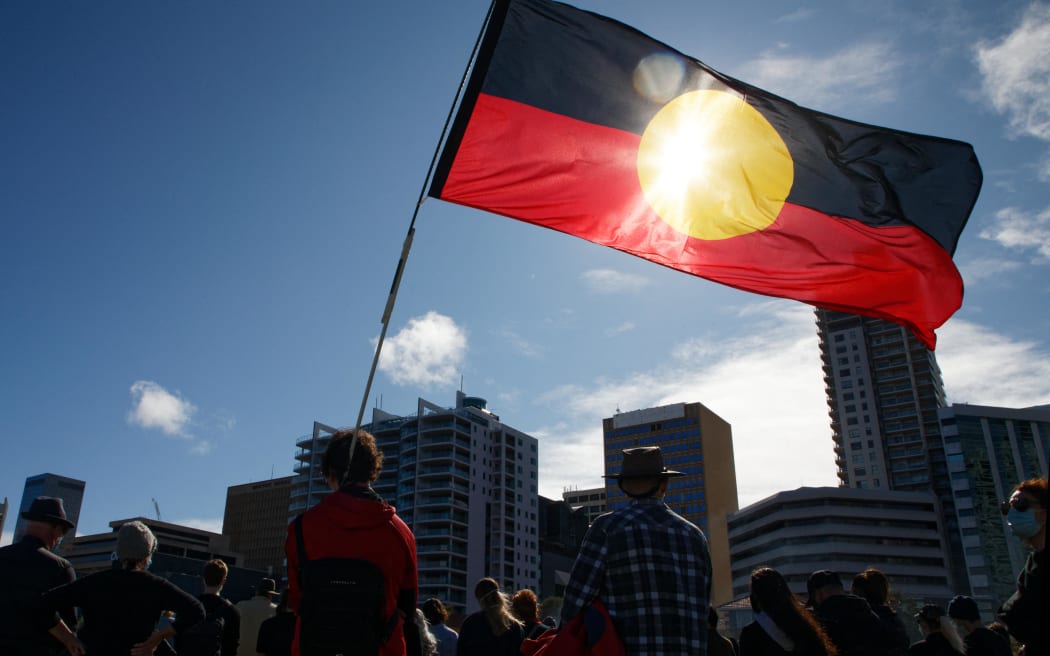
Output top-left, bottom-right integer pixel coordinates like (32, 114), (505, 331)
(285, 429), (421, 656)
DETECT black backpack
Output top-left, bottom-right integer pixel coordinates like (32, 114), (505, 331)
(293, 514), (398, 656)
(177, 600), (226, 656)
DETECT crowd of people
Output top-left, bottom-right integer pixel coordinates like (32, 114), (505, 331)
(0, 432), (1043, 656)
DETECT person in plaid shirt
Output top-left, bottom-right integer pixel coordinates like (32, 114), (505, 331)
(560, 446), (712, 655)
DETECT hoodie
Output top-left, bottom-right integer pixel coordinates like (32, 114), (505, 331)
(285, 486), (419, 656)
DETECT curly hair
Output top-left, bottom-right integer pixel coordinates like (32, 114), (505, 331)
(421, 597), (449, 625)
(1014, 477), (1048, 508)
(511, 589), (540, 623)
(322, 429), (383, 484)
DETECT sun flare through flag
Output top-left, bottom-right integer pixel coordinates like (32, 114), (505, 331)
(428, 0), (983, 349)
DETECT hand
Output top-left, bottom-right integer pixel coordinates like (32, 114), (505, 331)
(129, 631), (162, 656)
(63, 635), (86, 656)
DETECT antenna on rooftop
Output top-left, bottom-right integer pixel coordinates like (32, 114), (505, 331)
(151, 498), (161, 522)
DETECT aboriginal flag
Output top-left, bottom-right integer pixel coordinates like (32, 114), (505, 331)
(429, 0), (982, 349)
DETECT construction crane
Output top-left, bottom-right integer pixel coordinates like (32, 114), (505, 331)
(151, 498), (161, 522)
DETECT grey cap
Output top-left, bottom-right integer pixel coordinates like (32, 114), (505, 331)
(117, 520), (157, 561)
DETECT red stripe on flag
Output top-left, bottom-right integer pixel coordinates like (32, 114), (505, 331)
(439, 94), (961, 347)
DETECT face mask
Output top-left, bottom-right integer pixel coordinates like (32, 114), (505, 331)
(1007, 508), (1042, 539)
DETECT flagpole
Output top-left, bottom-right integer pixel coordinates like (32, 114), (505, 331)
(344, 0), (499, 482)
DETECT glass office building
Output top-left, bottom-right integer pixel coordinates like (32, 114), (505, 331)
(938, 403), (1049, 608)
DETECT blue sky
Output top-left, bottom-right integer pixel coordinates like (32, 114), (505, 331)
(3, 0), (1049, 544)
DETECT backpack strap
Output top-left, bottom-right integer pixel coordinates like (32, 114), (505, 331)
(291, 514), (306, 591)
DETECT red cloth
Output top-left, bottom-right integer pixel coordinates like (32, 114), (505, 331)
(284, 490), (417, 656)
(521, 600), (624, 656)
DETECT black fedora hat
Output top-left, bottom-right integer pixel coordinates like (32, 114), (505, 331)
(21, 496), (75, 530)
(603, 447), (683, 479)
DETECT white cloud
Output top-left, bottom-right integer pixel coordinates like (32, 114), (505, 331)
(534, 302), (837, 507)
(497, 327), (544, 359)
(127, 381), (196, 437)
(957, 256), (1023, 285)
(775, 7), (815, 24)
(979, 206), (1050, 261)
(581, 268), (650, 294)
(171, 517), (224, 534)
(740, 41), (901, 110)
(975, 4), (1050, 141)
(938, 319), (1050, 407)
(605, 322), (636, 337)
(378, 311), (467, 387)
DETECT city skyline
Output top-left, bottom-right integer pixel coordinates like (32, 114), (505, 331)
(4, 1), (1050, 544)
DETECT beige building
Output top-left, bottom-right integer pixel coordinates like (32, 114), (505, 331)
(562, 486), (607, 524)
(603, 402), (739, 605)
(223, 476), (293, 578)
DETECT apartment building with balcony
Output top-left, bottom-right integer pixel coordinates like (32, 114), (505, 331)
(815, 310), (967, 593)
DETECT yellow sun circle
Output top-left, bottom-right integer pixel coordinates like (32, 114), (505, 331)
(637, 89), (794, 240)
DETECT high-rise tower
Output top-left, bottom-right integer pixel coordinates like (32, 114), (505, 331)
(815, 309), (967, 592)
(12, 473), (86, 542)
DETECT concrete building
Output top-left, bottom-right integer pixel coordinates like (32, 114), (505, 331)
(602, 401), (738, 605)
(13, 473), (86, 542)
(62, 517), (266, 601)
(290, 392), (540, 612)
(538, 495), (589, 599)
(561, 486), (607, 525)
(938, 403), (1049, 610)
(223, 475), (294, 578)
(815, 310), (967, 592)
(727, 487), (955, 609)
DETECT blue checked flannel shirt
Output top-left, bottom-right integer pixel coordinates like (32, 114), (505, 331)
(560, 498), (712, 655)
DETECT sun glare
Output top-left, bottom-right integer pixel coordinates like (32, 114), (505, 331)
(637, 90), (794, 240)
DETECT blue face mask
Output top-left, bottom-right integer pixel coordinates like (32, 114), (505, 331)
(1007, 508), (1042, 540)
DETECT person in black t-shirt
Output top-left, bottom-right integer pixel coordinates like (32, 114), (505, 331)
(42, 520), (205, 655)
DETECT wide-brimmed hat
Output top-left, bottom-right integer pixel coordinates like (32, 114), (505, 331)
(21, 497), (75, 530)
(257, 578), (280, 597)
(602, 447), (683, 479)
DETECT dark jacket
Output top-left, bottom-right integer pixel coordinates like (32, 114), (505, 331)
(709, 628), (738, 656)
(815, 593), (894, 656)
(455, 613), (524, 656)
(197, 592), (241, 656)
(997, 548), (1043, 654)
(739, 620), (830, 656)
(962, 627), (1011, 656)
(41, 567), (205, 655)
(0, 535), (76, 655)
(871, 604), (910, 655)
(907, 633), (963, 656)
(256, 611), (296, 656)
(285, 485), (419, 656)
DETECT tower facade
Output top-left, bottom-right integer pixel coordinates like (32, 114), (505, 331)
(289, 392), (539, 612)
(223, 476), (294, 578)
(815, 310), (966, 592)
(937, 403), (1049, 609)
(602, 401), (738, 605)
(13, 473), (86, 542)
